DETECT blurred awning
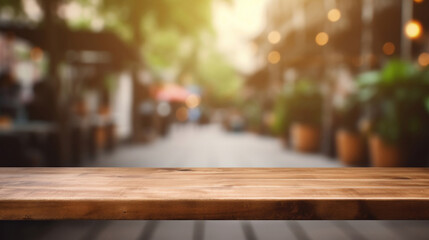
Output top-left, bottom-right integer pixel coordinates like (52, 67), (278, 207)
(0, 23), (139, 70)
(156, 84), (190, 102)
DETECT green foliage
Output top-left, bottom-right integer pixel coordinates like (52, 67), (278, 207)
(0, 0), (23, 14)
(1, 0), (239, 107)
(99, 0), (239, 104)
(100, 0), (214, 40)
(271, 93), (288, 135)
(197, 51), (243, 105)
(357, 60), (429, 143)
(143, 27), (184, 71)
(283, 79), (324, 126)
(271, 80), (323, 135)
(336, 94), (361, 132)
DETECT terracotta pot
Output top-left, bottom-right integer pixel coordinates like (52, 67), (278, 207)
(98, 105), (111, 116)
(73, 101), (88, 117)
(95, 126), (107, 150)
(0, 116), (12, 129)
(369, 135), (403, 167)
(336, 130), (366, 166)
(291, 123), (320, 153)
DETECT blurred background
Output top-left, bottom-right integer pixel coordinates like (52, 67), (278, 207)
(0, 0), (429, 168)
(1, 0), (429, 239)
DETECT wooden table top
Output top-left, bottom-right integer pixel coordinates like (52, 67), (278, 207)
(1, 168), (429, 220)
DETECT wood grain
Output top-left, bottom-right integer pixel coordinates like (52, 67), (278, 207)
(0, 168), (429, 220)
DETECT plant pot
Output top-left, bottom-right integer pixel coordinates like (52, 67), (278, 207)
(0, 116), (12, 129)
(336, 129), (366, 166)
(291, 123), (320, 153)
(369, 135), (403, 167)
(98, 105), (111, 117)
(94, 126), (107, 150)
(73, 101), (88, 117)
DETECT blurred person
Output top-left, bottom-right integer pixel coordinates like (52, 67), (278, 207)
(0, 72), (54, 167)
(139, 99), (155, 136)
(198, 107), (210, 125)
(188, 108), (201, 123)
(156, 101), (172, 137)
(0, 70), (20, 120)
(0, 34), (16, 74)
(230, 110), (245, 132)
(26, 77), (56, 122)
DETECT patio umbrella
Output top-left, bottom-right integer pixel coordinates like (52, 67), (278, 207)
(156, 84), (190, 102)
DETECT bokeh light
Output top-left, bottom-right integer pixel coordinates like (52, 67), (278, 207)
(157, 102), (171, 117)
(404, 20), (423, 39)
(268, 31), (281, 44)
(315, 32), (329, 46)
(327, 8), (341, 22)
(30, 47), (44, 61)
(267, 51), (281, 64)
(382, 42), (395, 56)
(185, 94), (201, 109)
(418, 53), (429, 67)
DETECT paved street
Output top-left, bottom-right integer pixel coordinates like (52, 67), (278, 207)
(85, 124), (341, 168)
(6, 124), (428, 240)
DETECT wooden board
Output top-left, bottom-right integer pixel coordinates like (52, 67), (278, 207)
(0, 168), (429, 220)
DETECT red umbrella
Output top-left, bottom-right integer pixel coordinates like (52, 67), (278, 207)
(156, 84), (190, 102)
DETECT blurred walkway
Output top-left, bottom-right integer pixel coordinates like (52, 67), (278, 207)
(12, 220), (428, 240)
(85, 123), (340, 168)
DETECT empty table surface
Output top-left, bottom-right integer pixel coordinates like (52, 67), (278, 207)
(0, 168), (429, 220)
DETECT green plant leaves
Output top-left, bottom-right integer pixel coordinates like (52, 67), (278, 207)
(283, 80), (323, 126)
(336, 93), (361, 132)
(425, 96), (429, 113)
(358, 60), (429, 143)
(380, 60), (418, 83)
(357, 71), (380, 87)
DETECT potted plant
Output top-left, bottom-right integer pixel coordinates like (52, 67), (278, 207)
(358, 60), (429, 167)
(335, 94), (366, 166)
(285, 79), (323, 153)
(272, 93), (290, 147)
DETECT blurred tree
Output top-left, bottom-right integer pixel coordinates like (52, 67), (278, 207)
(0, 0), (22, 13)
(100, 0), (213, 42)
(95, 0), (218, 140)
(197, 49), (243, 106)
(0, 0), (239, 138)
